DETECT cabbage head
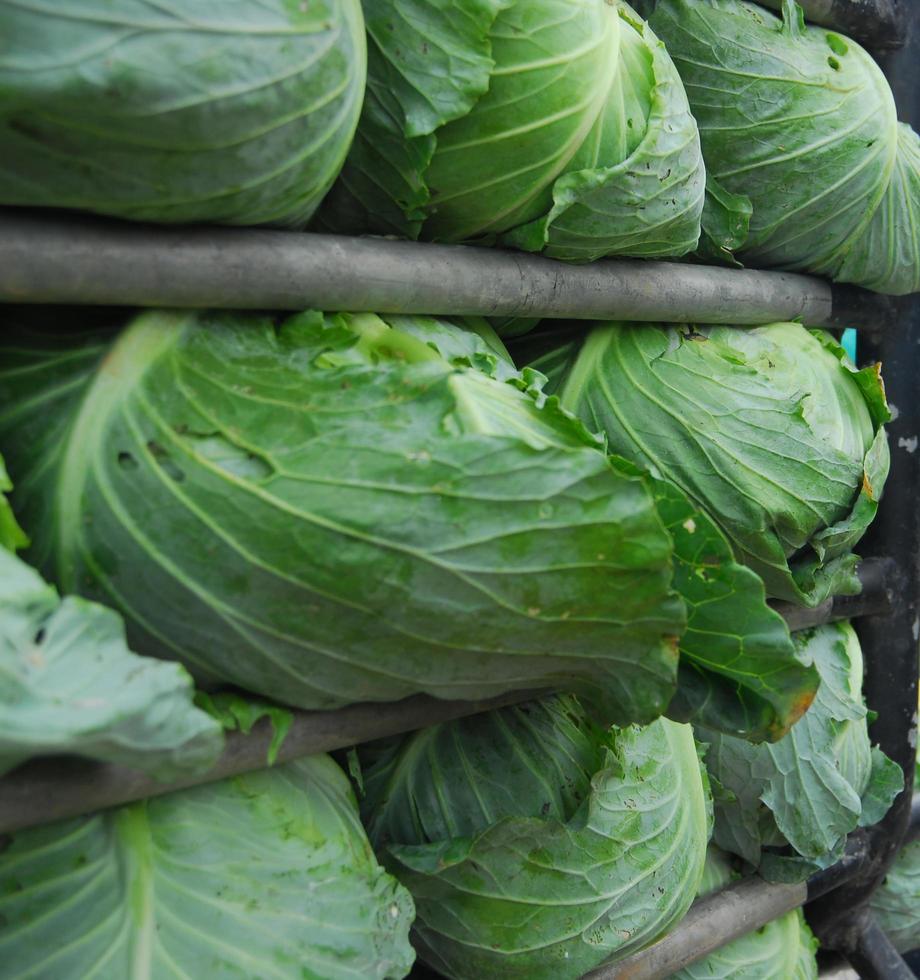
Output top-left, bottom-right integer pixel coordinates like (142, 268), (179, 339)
(318, 0), (705, 261)
(697, 622), (903, 879)
(520, 320), (889, 606)
(358, 696), (710, 979)
(0, 756), (416, 979)
(643, 0), (920, 295)
(870, 758), (920, 953)
(0, 1), (367, 227)
(670, 847), (819, 979)
(0, 308), (690, 726)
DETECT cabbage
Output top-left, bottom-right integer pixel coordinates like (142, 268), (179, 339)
(870, 753), (920, 953)
(0, 308), (823, 739)
(0, 756), (416, 979)
(670, 847), (819, 979)
(358, 696), (711, 978)
(697, 622), (903, 879)
(643, 0), (920, 295)
(0, 544), (223, 780)
(0, 308), (689, 726)
(318, 0), (705, 261)
(2, 448), (222, 780)
(0, 0), (366, 227)
(519, 320), (889, 606)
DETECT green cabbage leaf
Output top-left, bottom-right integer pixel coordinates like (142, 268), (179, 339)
(0, 536), (223, 781)
(0, 309), (688, 727)
(520, 321), (889, 607)
(0, 453), (27, 552)
(870, 757), (920, 953)
(644, 0), (920, 295)
(0, 756), (415, 979)
(358, 696), (710, 979)
(318, 0), (705, 260)
(0, 0), (367, 227)
(697, 622), (903, 879)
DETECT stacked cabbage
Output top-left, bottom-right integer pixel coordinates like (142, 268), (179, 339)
(643, 0), (920, 294)
(357, 695), (711, 979)
(516, 320), (889, 607)
(319, 0), (706, 260)
(698, 623), (902, 879)
(0, 1), (367, 227)
(0, 308), (820, 739)
(0, 461), (415, 980)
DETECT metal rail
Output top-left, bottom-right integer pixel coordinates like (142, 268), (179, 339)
(0, 689), (544, 835)
(0, 209), (897, 329)
(806, 12), (920, 978)
(755, 0), (905, 50)
(847, 920), (916, 980)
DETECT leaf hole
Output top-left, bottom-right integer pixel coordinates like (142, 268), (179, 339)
(117, 451), (138, 471)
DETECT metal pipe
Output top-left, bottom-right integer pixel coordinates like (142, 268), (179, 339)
(754, 0), (905, 49)
(806, 15), (920, 955)
(586, 877), (808, 980)
(0, 208), (880, 327)
(0, 688), (543, 835)
(845, 917), (916, 980)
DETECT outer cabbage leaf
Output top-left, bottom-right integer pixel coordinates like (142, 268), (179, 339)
(608, 455), (817, 742)
(0, 756), (415, 979)
(359, 697), (710, 979)
(650, 474), (816, 741)
(0, 0), (367, 227)
(671, 847), (819, 979)
(502, 7), (705, 260)
(870, 759), (920, 953)
(0, 453), (27, 552)
(508, 324), (827, 739)
(645, 0), (920, 295)
(318, 0), (704, 260)
(194, 691), (294, 767)
(0, 309), (686, 726)
(401, 317), (819, 741)
(530, 321), (889, 606)
(0, 544), (222, 781)
(698, 622), (903, 877)
(314, 0), (507, 237)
